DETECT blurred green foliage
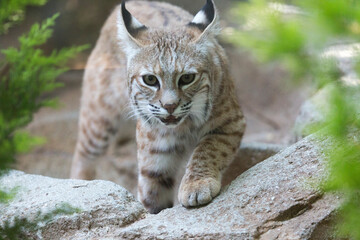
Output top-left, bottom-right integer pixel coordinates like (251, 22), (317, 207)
(0, 13), (87, 175)
(0, 0), (87, 237)
(227, 0), (360, 238)
(0, 0), (47, 34)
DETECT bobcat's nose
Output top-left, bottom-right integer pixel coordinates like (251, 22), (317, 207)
(163, 103), (178, 114)
(159, 90), (180, 114)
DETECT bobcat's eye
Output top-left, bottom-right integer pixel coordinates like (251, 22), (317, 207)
(179, 74), (196, 86)
(142, 75), (159, 87)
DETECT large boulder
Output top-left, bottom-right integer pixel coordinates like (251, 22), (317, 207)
(295, 42), (360, 141)
(1, 135), (341, 239)
(113, 136), (341, 240)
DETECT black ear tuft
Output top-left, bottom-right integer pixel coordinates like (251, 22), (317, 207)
(121, 0), (147, 37)
(188, 0), (215, 31)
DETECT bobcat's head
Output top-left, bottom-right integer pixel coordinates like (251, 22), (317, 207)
(117, 0), (220, 128)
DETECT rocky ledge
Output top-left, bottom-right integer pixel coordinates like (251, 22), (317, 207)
(0, 135), (341, 240)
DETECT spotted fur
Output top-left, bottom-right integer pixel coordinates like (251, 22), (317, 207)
(70, 0), (245, 214)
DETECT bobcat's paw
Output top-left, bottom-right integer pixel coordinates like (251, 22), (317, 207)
(178, 176), (221, 207)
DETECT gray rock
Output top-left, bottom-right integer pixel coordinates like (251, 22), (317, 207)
(293, 86), (331, 141)
(0, 171), (146, 239)
(113, 136), (341, 240)
(1, 136), (341, 239)
(222, 142), (283, 186)
(294, 42), (360, 141)
(294, 83), (360, 142)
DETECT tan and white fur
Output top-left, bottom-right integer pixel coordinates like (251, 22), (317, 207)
(70, 0), (245, 214)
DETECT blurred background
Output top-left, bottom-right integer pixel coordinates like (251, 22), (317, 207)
(1, 0), (234, 68)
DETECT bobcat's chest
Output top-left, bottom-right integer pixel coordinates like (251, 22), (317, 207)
(140, 125), (201, 157)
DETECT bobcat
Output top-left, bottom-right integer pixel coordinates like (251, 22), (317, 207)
(70, 0), (245, 214)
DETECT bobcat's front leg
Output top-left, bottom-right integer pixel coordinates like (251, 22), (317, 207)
(136, 123), (183, 214)
(70, 103), (118, 180)
(179, 115), (245, 207)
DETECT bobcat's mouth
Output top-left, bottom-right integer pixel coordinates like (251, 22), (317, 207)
(159, 115), (182, 125)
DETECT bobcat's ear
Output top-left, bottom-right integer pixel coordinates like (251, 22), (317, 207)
(117, 0), (147, 56)
(188, 0), (220, 39)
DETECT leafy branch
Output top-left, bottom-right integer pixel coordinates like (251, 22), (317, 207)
(0, 13), (88, 172)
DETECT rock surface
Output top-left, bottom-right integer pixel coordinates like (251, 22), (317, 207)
(293, 86), (330, 140)
(295, 83), (360, 141)
(0, 171), (146, 239)
(222, 142), (283, 186)
(113, 136), (340, 240)
(1, 136), (341, 239)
